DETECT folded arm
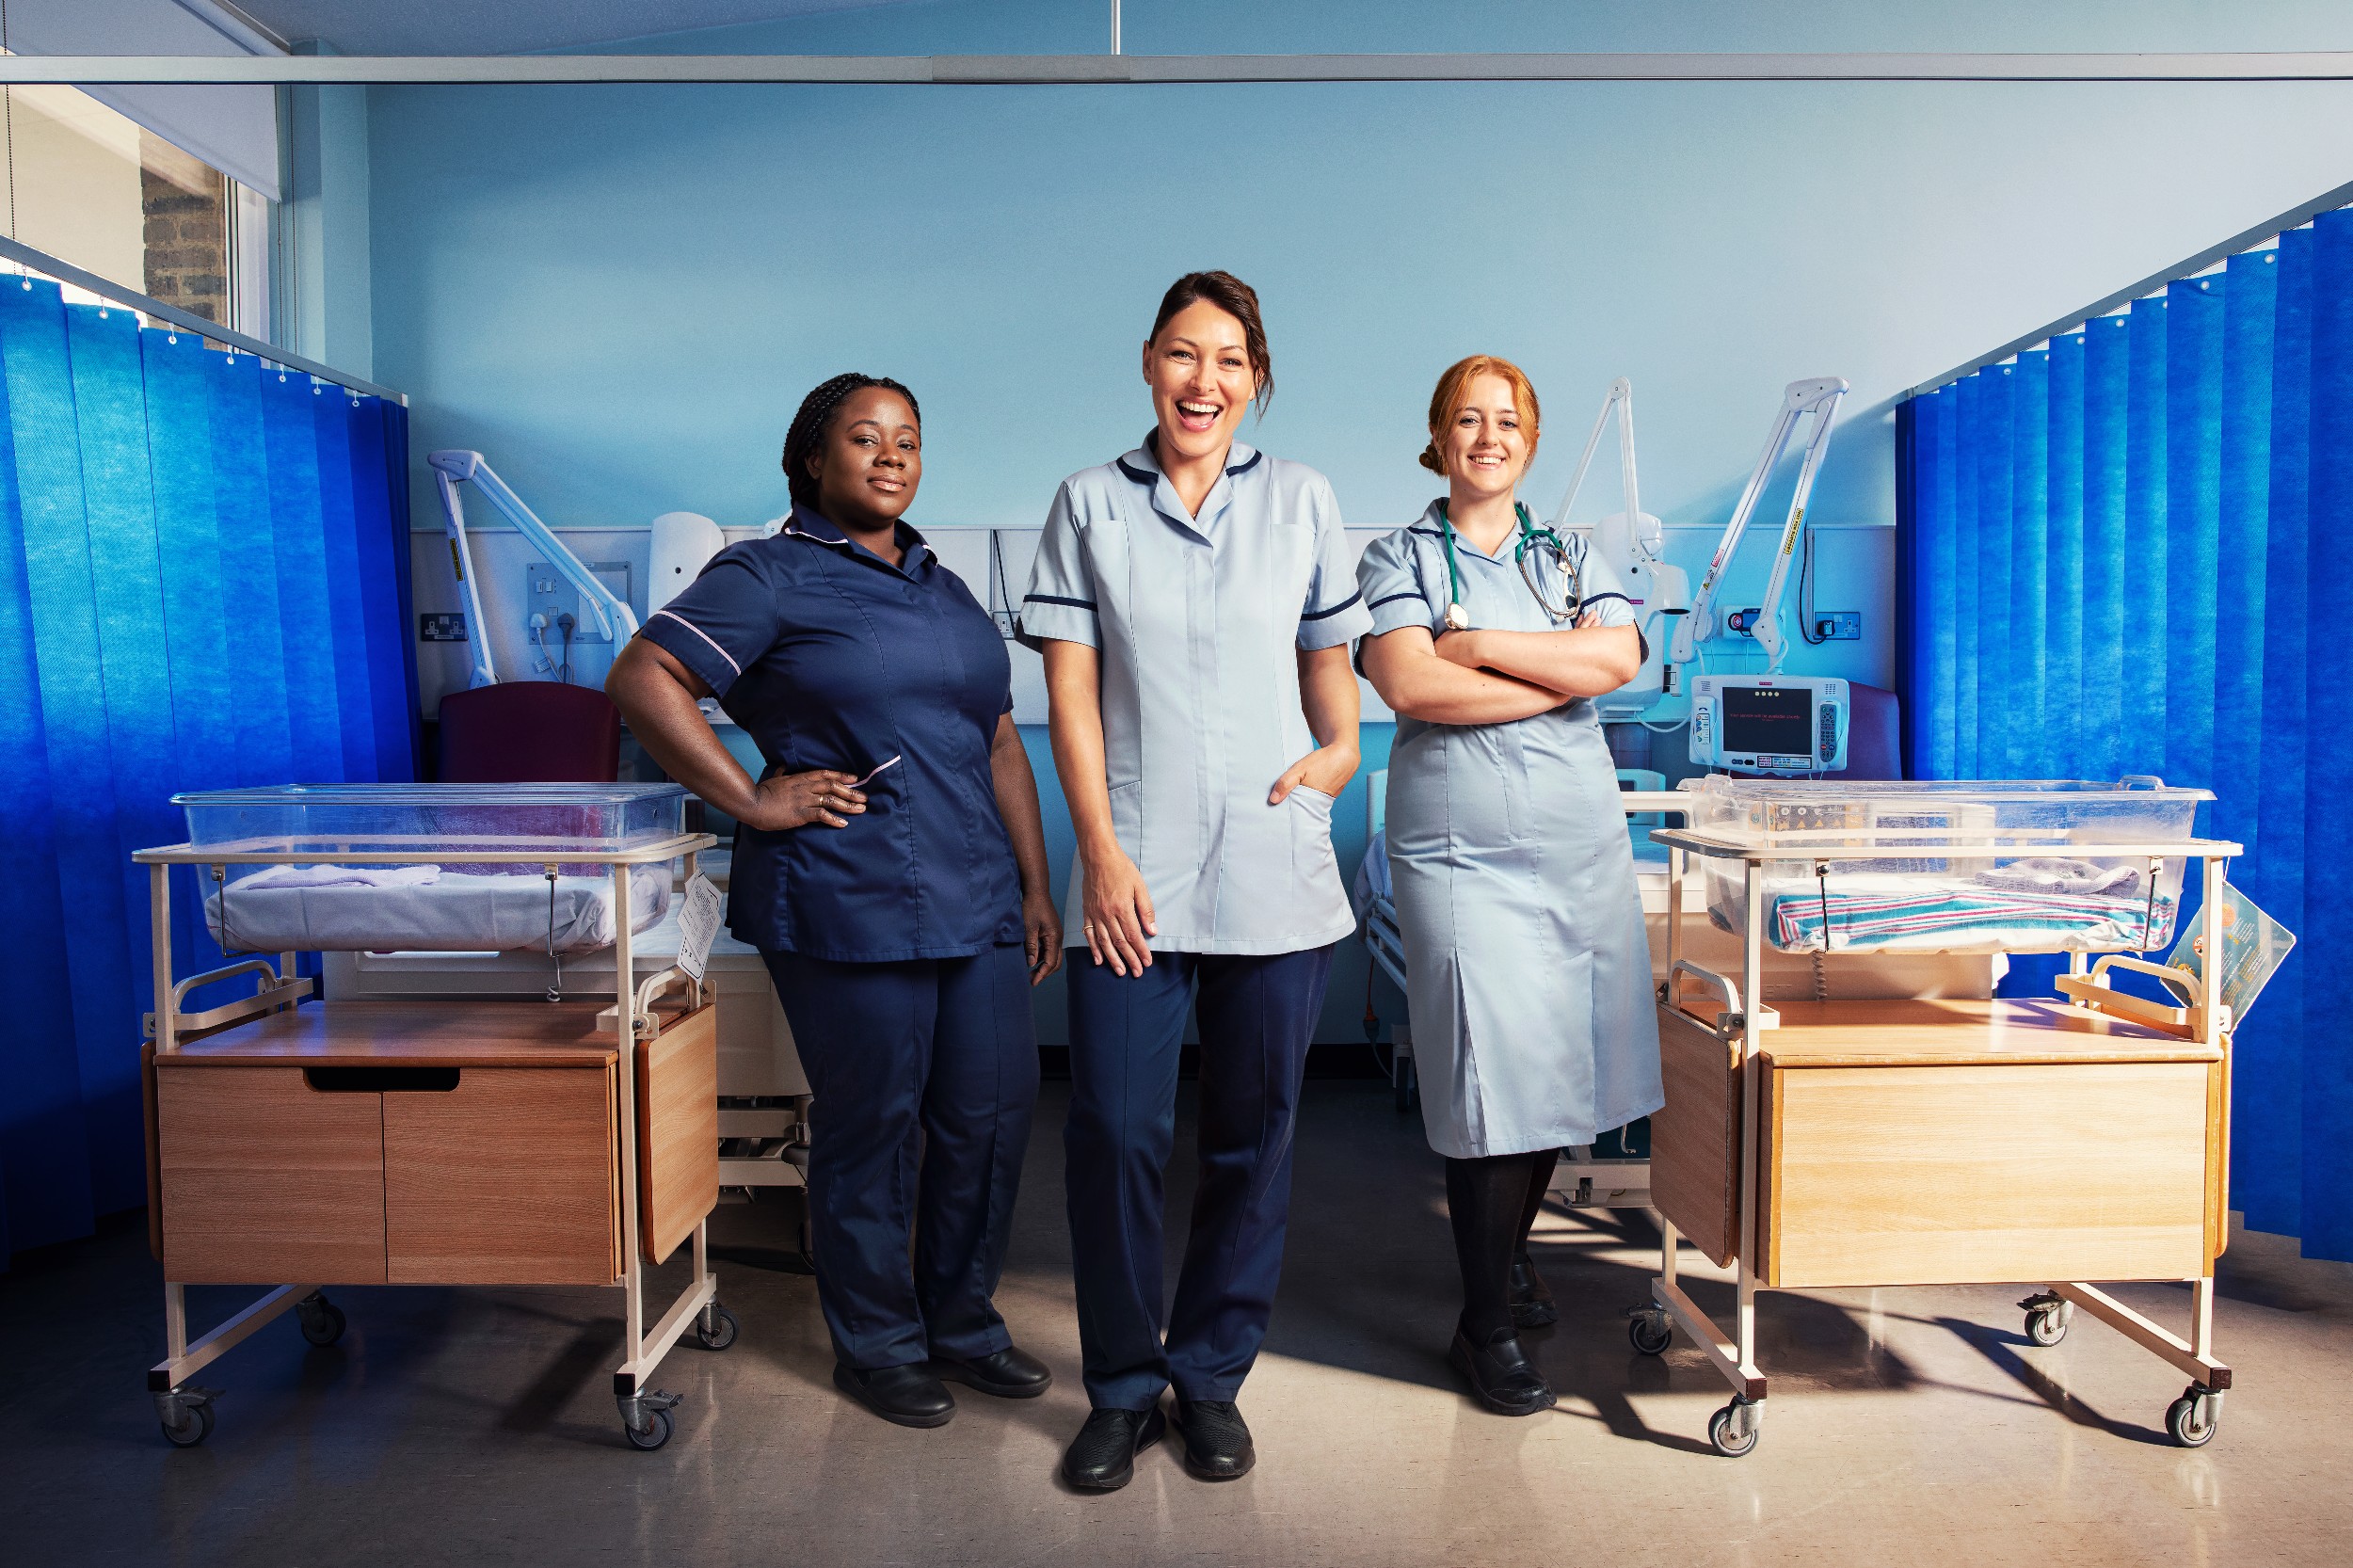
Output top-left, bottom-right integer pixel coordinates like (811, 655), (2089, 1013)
(1435, 620), (1641, 698)
(1359, 625), (1574, 726)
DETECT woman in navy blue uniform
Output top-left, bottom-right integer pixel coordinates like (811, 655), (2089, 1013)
(608, 374), (1062, 1429)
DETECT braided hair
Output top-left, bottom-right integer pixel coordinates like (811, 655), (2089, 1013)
(780, 373), (922, 514)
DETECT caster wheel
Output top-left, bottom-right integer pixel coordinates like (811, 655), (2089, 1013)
(696, 1304), (740, 1352)
(1628, 1312), (1673, 1356)
(2025, 1306), (2067, 1347)
(1709, 1397), (1760, 1458)
(623, 1408), (674, 1450)
(2166, 1385), (2220, 1448)
(296, 1293), (346, 1348)
(160, 1400), (215, 1448)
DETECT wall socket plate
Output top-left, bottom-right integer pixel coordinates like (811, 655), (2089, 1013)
(1813, 611), (1862, 641)
(526, 561), (632, 644)
(419, 611), (468, 642)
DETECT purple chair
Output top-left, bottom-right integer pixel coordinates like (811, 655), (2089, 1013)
(437, 682), (621, 783)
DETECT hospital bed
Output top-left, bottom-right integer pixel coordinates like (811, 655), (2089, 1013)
(136, 784), (730, 1452)
(1628, 776), (2239, 1456)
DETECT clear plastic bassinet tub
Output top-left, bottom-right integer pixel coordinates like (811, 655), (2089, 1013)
(1680, 776), (2210, 956)
(175, 783), (687, 954)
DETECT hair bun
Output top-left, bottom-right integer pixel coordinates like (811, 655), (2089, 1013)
(1417, 440), (1445, 475)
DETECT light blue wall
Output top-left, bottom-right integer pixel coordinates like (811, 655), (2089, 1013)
(360, 0), (2353, 1041)
(369, 0), (2353, 536)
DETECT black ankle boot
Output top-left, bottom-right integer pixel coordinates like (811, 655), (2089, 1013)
(1509, 1253), (1559, 1328)
(1449, 1325), (1557, 1417)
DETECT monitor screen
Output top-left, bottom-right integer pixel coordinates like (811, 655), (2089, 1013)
(1721, 684), (1813, 756)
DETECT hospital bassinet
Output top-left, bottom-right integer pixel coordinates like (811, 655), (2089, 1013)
(179, 783), (680, 953)
(137, 783), (726, 1453)
(1687, 776), (2207, 956)
(1635, 776), (2238, 1459)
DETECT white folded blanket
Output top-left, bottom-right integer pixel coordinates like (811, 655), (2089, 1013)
(238, 864), (443, 890)
(205, 865), (673, 953)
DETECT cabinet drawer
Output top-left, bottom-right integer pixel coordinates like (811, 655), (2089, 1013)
(384, 1065), (617, 1285)
(156, 1065), (387, 1285)
(1763, 1061), (2212, 1288)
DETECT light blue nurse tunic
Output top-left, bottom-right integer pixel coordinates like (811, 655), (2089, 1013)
(1356, 501), (1664, 1159)
(1019, 437), (1372, 954)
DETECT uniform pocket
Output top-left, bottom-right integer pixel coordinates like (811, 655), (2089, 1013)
(1288, 782), (1339, 883)
(1108, 778), (1144, 860)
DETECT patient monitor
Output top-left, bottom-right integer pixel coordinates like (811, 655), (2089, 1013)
(1689, 674), (1849, 775)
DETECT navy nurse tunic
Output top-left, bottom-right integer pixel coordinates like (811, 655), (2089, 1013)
(642, 503), (1034, 1374)
(640, 504), (1022, 960)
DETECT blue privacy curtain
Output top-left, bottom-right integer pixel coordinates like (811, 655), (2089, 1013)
(0, 277), (416, 1267)
(1900, 216), (2349, 1260)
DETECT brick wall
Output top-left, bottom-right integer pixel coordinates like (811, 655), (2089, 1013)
(139, 133), (228, 327)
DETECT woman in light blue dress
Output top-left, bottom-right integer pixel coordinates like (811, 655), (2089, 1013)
(1356, 355), (1663, 1417)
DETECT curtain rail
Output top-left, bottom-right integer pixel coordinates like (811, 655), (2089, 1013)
(0, 234), (404, 404)
(8, 51), (2353, 87)
(1910, 172), (2353, 397)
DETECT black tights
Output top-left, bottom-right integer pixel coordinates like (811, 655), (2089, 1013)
(1444, 1148), (1560, 1343)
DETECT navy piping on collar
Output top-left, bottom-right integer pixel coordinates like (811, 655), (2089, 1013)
(1300, 589), (1363, 622)
(1115, 446), (1263, 486)
(1406, 526), (1445, 538)
(1025, 593), (1097, 612)
(1369, 590), (1426, 611)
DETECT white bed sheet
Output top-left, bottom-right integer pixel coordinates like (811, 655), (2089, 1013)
(205, 866), (674, 953)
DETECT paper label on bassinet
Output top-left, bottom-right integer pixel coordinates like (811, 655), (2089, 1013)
(677, 873), (723, 983)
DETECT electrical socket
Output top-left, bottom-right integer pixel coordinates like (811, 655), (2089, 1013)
(526, 561), (633, 645)
(419, 612), (468, 643)
(1814, 611), (1862, 641)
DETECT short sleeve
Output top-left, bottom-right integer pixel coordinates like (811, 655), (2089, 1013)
(1016, 482), (1100, 651)
(1296, 477), (1373, 650)
(638, 544), (783, 699)
(1576, 551), (1649, 659)
(1355, 528), (1438, 638)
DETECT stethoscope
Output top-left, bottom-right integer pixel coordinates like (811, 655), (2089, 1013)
(1435, 499), (1585, 631)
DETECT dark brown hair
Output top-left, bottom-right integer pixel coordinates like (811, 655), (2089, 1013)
(1149, 271), (1273, 413)
(780, 373), (921, 513)
(1420, 354), (1540, 474)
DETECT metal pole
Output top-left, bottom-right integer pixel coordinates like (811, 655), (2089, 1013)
(615, 863), (644, 1368)
(1111, 0), (1122, 56)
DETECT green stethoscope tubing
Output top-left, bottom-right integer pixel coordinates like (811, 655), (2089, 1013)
(1435, 499), (1580, 627)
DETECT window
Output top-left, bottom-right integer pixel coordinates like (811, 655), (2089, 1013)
(1, 81), (264, 333)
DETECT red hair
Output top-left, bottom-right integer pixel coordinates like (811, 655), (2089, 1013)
(1420, 355), (1540, 473)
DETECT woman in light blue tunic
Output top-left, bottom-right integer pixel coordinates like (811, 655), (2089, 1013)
(1023, 272), (1369, 1490)
(1357, 354), (1662, 1417)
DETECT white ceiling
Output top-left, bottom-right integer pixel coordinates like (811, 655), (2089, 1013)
(218, 1), (908, 56)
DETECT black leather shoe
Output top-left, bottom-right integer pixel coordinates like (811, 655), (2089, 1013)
(833, 1361), (955, 1428)
(1172, 1399), (1256, 1481)
(1062, 1404), (1166, 1491)
(1449, 1327), (1557, 1417)
(1510, 1253), (1559, 1329)
(931, 1345), (1052, 1399)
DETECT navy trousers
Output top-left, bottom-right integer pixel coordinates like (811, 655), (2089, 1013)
(762, 944), (1039, 1370)
(1064, 944), (1336, 1409)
